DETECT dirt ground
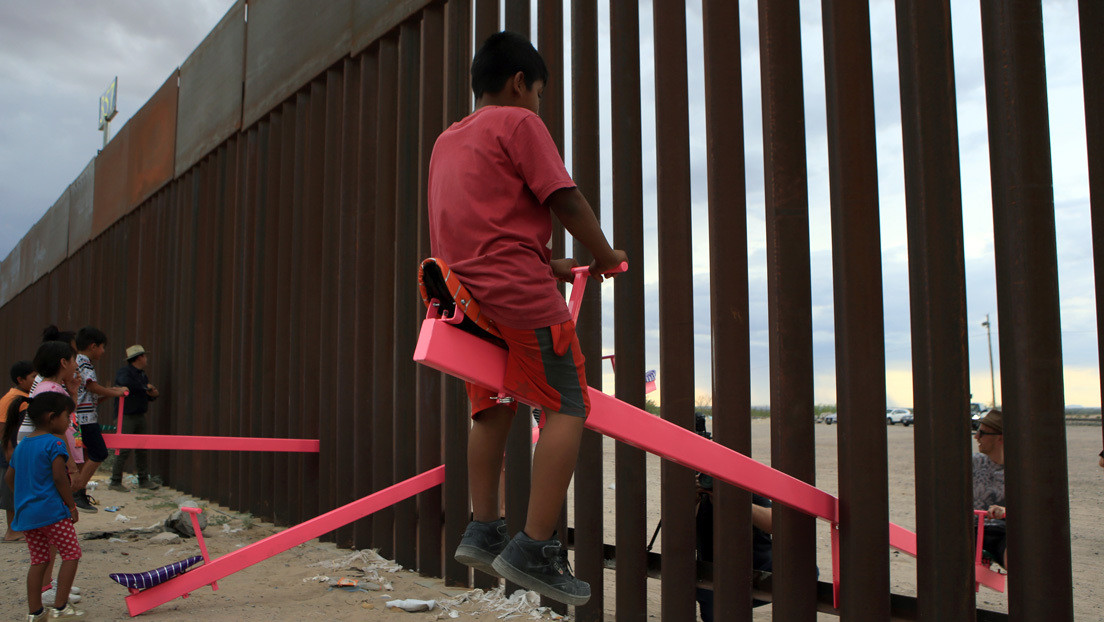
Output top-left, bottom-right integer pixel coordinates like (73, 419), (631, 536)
(0, 421), (1100, 621)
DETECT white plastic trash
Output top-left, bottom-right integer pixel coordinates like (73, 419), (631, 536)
(385, 598), (436, 612)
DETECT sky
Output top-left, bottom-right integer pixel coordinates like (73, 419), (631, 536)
(0, 1), (1098, 409)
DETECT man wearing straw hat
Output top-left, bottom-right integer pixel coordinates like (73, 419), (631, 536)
(109, 345), (160, 492)
(972, 409), (1006, 567)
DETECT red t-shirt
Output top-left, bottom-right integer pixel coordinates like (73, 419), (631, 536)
(428, 106), (576, 329)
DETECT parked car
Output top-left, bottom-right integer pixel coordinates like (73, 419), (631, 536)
(886, 408), (912, 425)
(823, 412), (838, 424)
(972, 409), (988, 430)
(901, 412), (914, 426)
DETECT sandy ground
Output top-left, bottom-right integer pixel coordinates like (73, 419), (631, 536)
(0, 421), (1100, 621)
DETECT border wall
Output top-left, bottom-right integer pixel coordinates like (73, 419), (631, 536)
(0, 1), (1092, 620)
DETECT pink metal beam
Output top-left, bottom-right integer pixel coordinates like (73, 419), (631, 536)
(124, 465), (445, 616)
(102, 434), (320, 453)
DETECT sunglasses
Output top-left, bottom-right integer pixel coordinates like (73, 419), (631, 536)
(975, 430), (1002, 437)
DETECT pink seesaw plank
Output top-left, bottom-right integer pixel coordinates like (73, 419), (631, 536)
(124, 465), (445, 616)
(414, 317), (836, 520)
(414, 316), (1006, 596)
(102, 434), (319, 453)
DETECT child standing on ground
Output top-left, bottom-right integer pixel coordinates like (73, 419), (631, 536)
(25, 341), (85, 606)
(72, 327), (126, 513)
(428, 31), (626, 606)
(1, 360), (35, 541)
(5, 391), (83, 620)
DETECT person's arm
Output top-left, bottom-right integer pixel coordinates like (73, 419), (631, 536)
(63, 374), (80, 401)
(546, 188), (627, 277)
(63, 433), (81, 490)
(549, 258), (580, 282)
(145, 372), (159, 401)
(52, 455), (78, 523)
(752, 504), (773, 533)
(87, 380), (126, 399)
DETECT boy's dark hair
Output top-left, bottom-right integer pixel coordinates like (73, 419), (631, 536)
(42, 325), (75, 345)
(76, 326), (107, 351)
(10, 361), (33, 385)
(2, 392), (75, 451)
(471, 31), (548, 99)
(33, 341), (75, 379)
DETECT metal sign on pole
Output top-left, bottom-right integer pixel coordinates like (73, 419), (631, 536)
(99, 76), (118, 148)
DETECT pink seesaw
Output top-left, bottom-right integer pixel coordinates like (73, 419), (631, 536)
(412, 261), (1006, 607)
(118, 467), (444, 616)
(103, 394), (320, 454)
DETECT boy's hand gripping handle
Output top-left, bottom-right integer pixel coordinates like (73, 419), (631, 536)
(567, 262), (628, 325)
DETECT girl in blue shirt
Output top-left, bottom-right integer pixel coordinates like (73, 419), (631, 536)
(4, 391), (82, 620)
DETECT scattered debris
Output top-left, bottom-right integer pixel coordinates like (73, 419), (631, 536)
(308, 548), (403, 573)
(386, 598), (436, 612)
(114, 514), (133, 522)
(149, 532), (181, 544)
(305, 549), (399, 591)
(436, 587), (564, 620)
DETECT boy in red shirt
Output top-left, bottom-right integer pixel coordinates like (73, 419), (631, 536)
(428, 31), (625, 606)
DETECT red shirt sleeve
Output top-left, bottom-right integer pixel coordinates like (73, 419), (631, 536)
(504, 114), (576, 204)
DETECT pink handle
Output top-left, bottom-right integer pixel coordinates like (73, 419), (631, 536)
(114, 392), (128, 456)
(181, 507), (218, 591)
(567, 262), (628, 324)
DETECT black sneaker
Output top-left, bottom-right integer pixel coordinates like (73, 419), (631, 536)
(73, 490), (98, 513)
(491, 531), (590, 606)
(454, 519), (508, 577)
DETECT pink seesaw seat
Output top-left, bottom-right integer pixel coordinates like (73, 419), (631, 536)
(110, 556), (204, 592)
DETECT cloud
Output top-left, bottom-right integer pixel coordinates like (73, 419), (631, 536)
(0, 1), (232, 261)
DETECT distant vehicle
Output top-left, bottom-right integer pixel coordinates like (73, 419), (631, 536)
(901, 412), (914, 426)
(886, 408), (912, 425)
(823, 412), (838, 424)
(971, 409), (988, 430)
